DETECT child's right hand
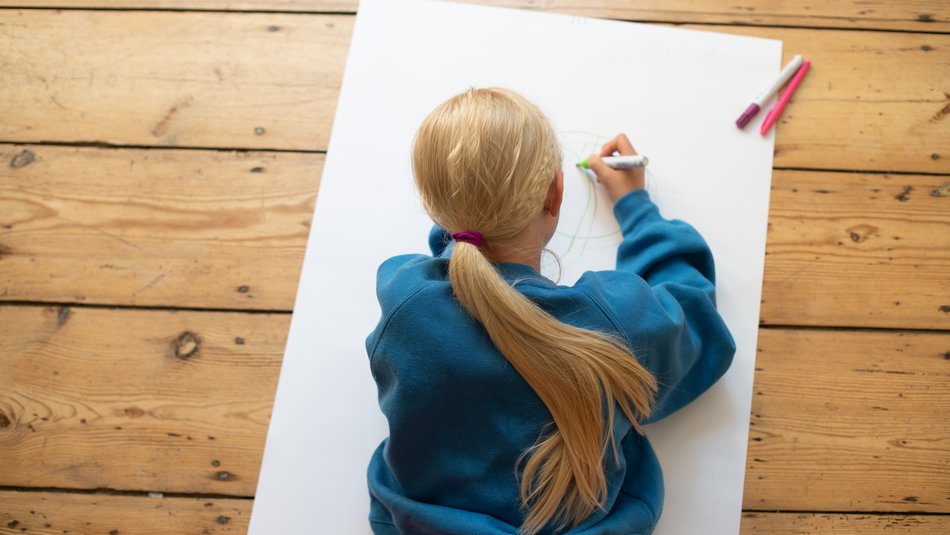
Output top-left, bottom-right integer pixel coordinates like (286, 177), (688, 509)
(586, 133), (646, 203)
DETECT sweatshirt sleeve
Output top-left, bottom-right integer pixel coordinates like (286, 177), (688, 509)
(575, 189), (736, 424)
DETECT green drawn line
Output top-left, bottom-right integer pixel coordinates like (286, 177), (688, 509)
(559, 165), (593, 259)
(555, 134), (621, 241)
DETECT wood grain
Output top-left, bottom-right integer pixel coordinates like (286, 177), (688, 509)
(740, 512), (950, 533)
(744, 328), (950, 512)
(0, 145), (319, 310)
(0, 3), (948, 528)
(0, 0), (946, 33)
(0, 10), (350, 151)
(761, 170), (950, 329)
(4, 145), (947, 329)
(693, 23), (950, 174)
(476, 0), (950, 33)
(0, 491), (250, 534)
(0, 305), (288, 496)
(0, 492), (947, 535)
(3, 304), (947, 511)
(1, 10), (948, 173)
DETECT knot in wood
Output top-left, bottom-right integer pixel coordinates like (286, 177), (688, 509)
(57, 306), (71, 326)
(895, 186), (913, 202)
(174, 331), (201, 360)
(10, 149), (35, 169)
(846, 224), (878, 244)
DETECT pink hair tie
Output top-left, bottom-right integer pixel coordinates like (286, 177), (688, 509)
(452, 231), (485, 247)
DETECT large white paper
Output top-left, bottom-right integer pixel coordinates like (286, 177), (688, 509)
(249, 1), (780, 533)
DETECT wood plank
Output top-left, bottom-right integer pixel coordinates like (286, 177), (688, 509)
(740, 512), (950, 533)
(0, 491), (251, 534)
(689, 24), (950, 174)
(3, 305), (946, 510)
(0, 493), (947, 535)
(0, 305), (288, 495)
(0, 145), (319, 310)
(0, 0), (947, 33)
(479, 1), (950, 33)
(5, 144), (946, 329)
(744, 328), (950, 513)
(761, 170), (950, 330)
(0, 10), (350, 151)
(1, 10), (948, 174)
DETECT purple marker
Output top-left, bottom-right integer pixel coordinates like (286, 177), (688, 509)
(736, 54), (803, 129)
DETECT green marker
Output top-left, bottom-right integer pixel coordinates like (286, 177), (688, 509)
(577, 154), (649, 169)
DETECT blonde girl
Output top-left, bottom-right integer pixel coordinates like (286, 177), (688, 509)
(366, 88), (735, 535)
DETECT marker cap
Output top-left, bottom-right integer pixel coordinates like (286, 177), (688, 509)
(735, 103), (761, 128)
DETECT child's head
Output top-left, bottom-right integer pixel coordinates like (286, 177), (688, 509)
(410, 88), (656, 535)
(412, 87), (563, 249)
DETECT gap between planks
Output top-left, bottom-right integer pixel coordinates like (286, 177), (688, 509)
(2, 302), (948, 335)
(2, 141), (949, 179)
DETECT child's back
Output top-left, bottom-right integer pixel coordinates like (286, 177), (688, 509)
(366, 88), (736, 535)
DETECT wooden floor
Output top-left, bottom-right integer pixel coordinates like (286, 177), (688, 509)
(1, 1), (948, 533)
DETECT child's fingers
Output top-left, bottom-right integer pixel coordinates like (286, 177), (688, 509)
(586, 153), (611, 180)
(616, 134), (638, 156)
(599, 133), (639, 157)
(599, 137), (619, 157)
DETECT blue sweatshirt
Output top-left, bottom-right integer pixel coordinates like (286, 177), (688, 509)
(366, 189), (736, 535)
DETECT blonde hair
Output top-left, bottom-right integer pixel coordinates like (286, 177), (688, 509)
(412, 87), (657, 534)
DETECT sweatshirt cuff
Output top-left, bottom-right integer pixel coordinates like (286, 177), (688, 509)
(612, 188), (661, 232)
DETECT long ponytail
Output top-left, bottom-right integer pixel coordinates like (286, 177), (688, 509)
(414, 87), (657, 534)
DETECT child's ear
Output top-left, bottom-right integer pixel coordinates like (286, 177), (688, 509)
(545, 169), (564, 218)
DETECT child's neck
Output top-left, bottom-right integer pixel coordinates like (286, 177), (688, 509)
(480, 215), (552, 272)
(483, 245), (542, 272)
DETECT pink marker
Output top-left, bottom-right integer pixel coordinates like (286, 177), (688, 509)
(736, 54), (803, 129)
(760, 61), (810, 135)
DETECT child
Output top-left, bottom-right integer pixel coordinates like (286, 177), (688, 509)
(366, 87), (736, 535)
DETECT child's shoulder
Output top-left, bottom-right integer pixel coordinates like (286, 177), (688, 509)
(374, 253), (449, 309)
(377, 253), (429, 280)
